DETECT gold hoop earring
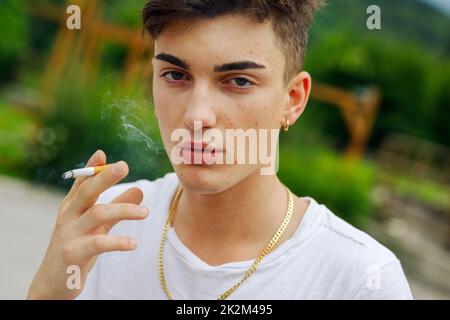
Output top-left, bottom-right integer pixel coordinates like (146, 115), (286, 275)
(283, 119), (290, 132)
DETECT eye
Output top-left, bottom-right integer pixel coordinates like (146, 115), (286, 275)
(161, 71), (189, 82)
(227, 77), (254, 88)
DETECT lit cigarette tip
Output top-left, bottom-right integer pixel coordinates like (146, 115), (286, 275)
(62, 171), (74, 179)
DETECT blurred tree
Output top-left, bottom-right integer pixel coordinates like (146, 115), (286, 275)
(305, 30), (449, 148)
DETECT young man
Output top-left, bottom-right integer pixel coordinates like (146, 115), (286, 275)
(28, 0), (413, 299)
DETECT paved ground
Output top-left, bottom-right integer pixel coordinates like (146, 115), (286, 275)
(0, 175), (448, 299)
(0, 176), (64, 299)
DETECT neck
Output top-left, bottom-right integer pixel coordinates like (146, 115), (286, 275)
(172, 170), (294, 252)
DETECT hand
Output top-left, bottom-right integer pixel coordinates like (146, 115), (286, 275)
(27, 150), (148, 299)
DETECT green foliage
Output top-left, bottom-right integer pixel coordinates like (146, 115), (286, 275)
(278, 145), (376, 227)
(382, 173), (450, 211)
(305, 30), (450, 147)
(0, 0), (28, 82)
(0, 100), (35, 178)
(305, 0), (450, 148)
(102, 0), (145, 27)
(311, 0), (450, 57)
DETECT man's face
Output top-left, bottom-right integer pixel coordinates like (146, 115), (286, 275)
(152, 14), (291, 194)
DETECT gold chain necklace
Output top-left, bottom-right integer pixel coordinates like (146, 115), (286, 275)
(158, 184), (294, 300)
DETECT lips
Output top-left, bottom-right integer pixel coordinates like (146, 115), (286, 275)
(177, 141), (223, 165)
(178, 141), (223, 152)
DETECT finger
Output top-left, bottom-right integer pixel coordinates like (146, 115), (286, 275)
(69, 160), (129, 215)
(110, 187), (144, 205)
(75, 203), (149, 234)
(68, 234), (137, 263)
(103, 187), (145, 232)
(66, 150), (106, 202)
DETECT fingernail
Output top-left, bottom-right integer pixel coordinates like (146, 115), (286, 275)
(128, 238), (138, 249)
(87, 150), (98, 166)
(138, 207), (149, 216)
(113, 162), (123, 175)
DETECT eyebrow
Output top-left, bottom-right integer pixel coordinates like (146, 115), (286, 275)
(154, 53), (266, 72)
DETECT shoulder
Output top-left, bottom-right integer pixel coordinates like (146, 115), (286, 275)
(313, 200), (413, 299)
(302, 197), (398, 266)
(322, 205), (397, 266)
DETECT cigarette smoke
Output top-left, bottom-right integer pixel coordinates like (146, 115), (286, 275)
(100, 94), (162, 171)
(101, 96), (160, 152)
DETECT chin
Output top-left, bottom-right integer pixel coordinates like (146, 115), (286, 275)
(172, 163), (230, 194)
(173, 163), (259, 195)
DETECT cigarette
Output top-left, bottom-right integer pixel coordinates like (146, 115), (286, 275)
(62, 165), (110, 179)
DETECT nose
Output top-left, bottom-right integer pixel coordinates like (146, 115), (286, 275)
(183, 81), (217, 132)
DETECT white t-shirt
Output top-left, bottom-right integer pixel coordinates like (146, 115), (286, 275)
(76, 172), (413, 300)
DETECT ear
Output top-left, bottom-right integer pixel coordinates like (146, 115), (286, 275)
(281, 71), (311, 128)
